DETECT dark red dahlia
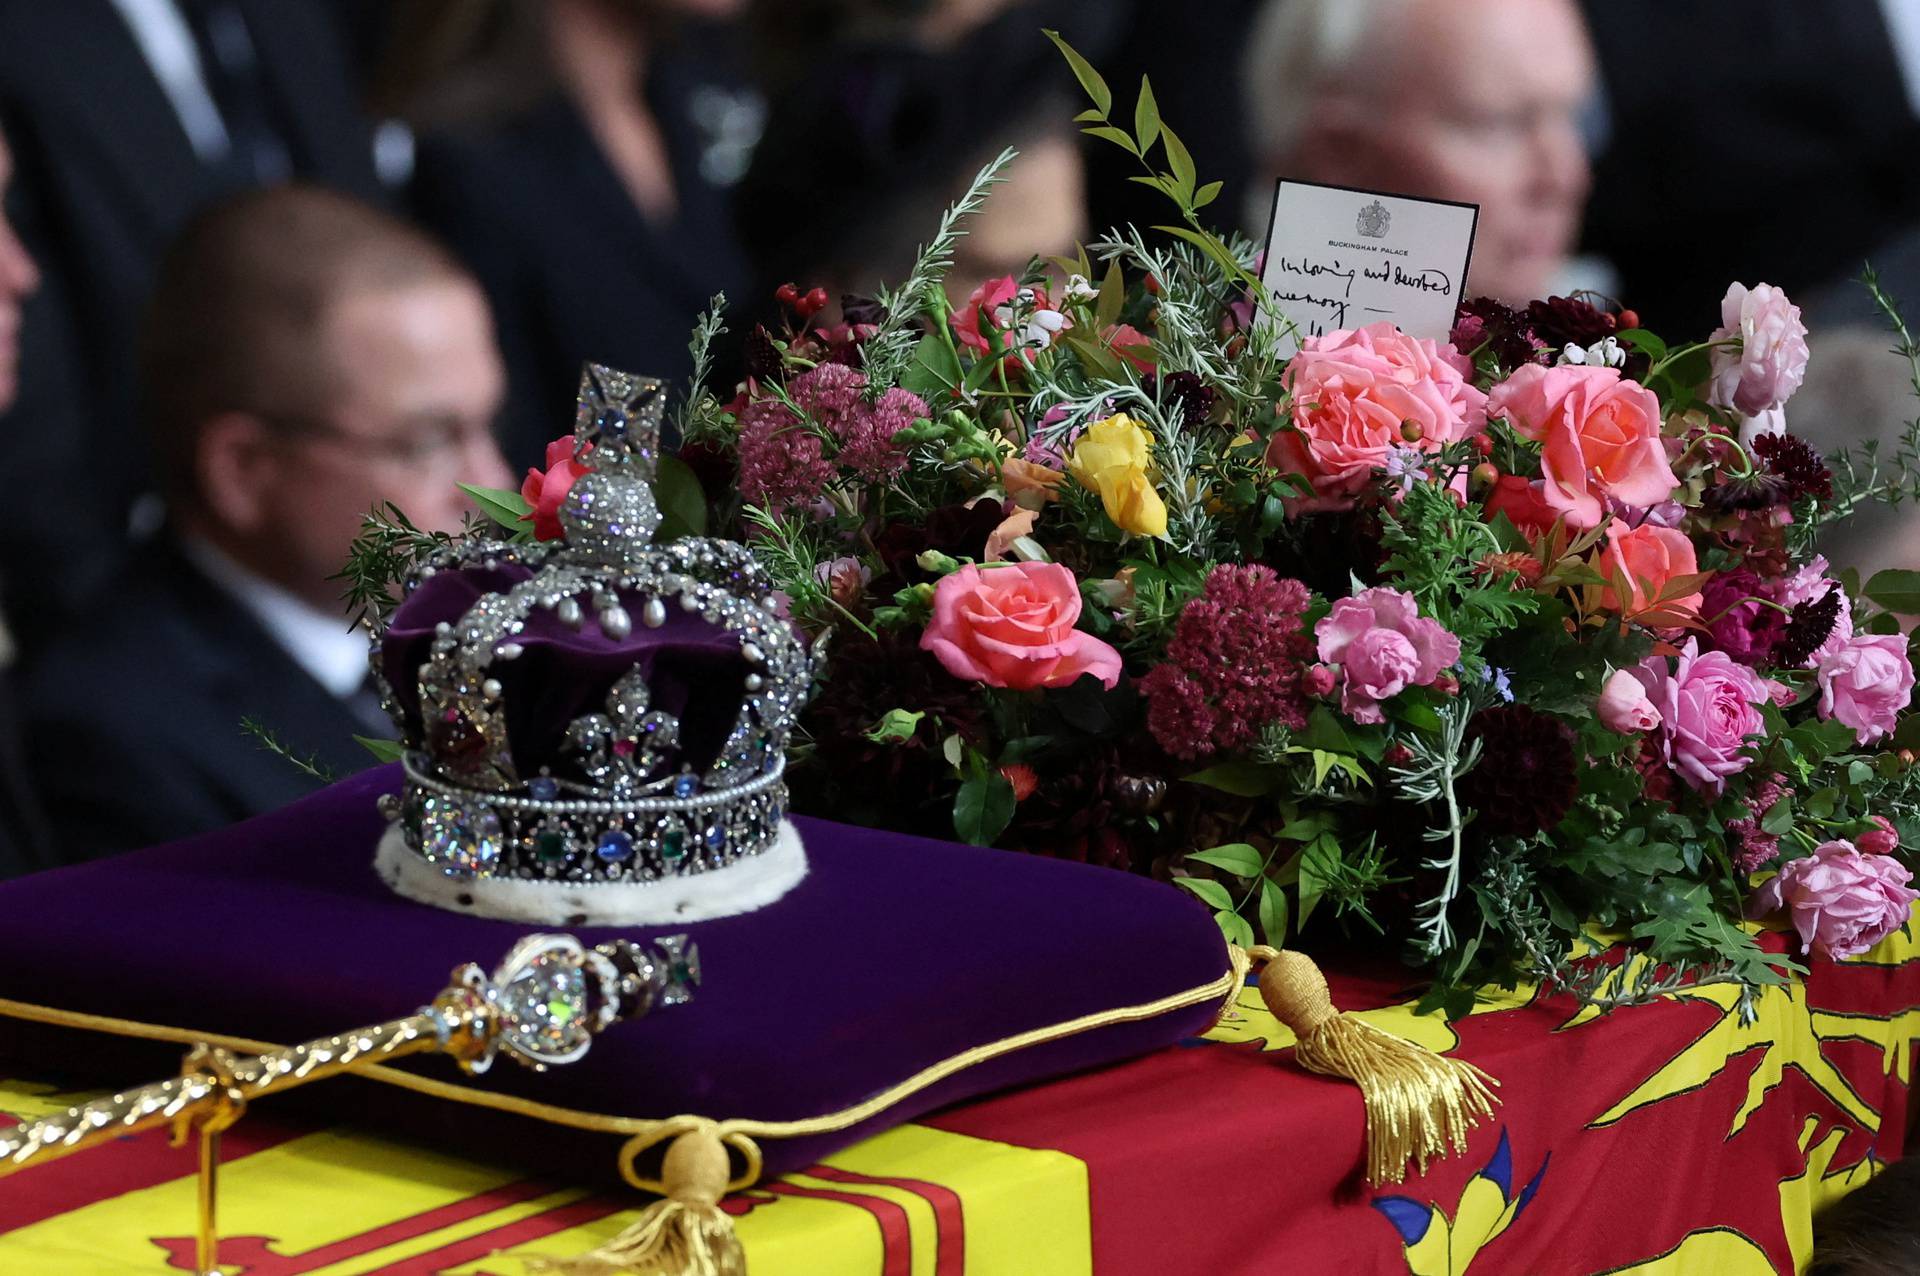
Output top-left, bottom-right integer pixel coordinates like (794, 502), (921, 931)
(1751, 432), (1832, 502)
(870, 502), (1006, 590)
(744, 324), (784, 383)
(1142, 370), (1218, 429)
(1003, 745), (1147, 871)
(1775, 584), (1844, 669)
(1451, 297), (1547, 371)
(1457, 705), (1577, 838)
(1526, 294), (1618, 349)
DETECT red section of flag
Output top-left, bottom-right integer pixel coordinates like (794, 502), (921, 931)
(807, 1165), (966, 1276)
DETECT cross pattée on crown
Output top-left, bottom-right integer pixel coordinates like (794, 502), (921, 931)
(572, 363), (667, 479)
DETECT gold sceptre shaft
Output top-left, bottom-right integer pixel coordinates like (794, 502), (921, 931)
(0, 931), (697, 1275)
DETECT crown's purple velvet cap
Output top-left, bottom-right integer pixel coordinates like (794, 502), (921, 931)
(382, 562), (752, 776)
(0, 768), (1228, 1185)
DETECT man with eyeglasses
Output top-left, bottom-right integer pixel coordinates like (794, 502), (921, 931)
(19, 185), (514, 866)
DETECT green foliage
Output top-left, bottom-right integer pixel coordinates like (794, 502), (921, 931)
(1378, 480), (1539, 660)
(333, 503), (467, 629)
(457, 483), (533, 537)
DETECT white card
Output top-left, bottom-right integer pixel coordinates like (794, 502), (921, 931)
(1257, 180), (1478, 353)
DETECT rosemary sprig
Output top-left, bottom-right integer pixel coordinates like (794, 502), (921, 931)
(240, 716), (337, 784)
(333, 504), (464, 630)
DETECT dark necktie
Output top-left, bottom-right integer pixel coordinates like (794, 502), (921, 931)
(178, 0), (294, 188)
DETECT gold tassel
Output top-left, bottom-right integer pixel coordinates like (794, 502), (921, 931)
(525, 1123), (745, 1276)
(1250, 947), (1499, 1187)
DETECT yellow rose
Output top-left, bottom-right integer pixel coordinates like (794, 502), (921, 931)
(1067, 414), (1168, 538)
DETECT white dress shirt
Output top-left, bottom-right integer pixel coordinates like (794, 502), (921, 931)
(181, 538), (371, 699)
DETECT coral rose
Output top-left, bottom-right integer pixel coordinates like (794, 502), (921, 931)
(1488, 364), (1678, 530)
(1816, 632), (1916, 744)
(520, 435), (592, 541)
(1067, 413), (1167, 537)
(1314, 586), (1460, 724)
(1749, 839), (1918, 960)
(1269, 322), (1487, 510)
(1595, 521), (1701, 620)
(1708, 282), (1810, 415)
(1629, 639), (1769, 794)
(1482, 473), (1558, 535)
(920, 562), (1123, 691)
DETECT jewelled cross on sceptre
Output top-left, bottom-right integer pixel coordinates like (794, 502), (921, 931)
(574, 363), (668, 479)
(0, 932), (701, 1275)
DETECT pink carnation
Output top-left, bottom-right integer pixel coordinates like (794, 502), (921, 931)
(1749, 839), (1918, 960)
(1315, 586), (1461, 724)
(1708, 282), (1810, 415)
(1816, 632), (1915, 745)
(1268, 322), (1487, 510)
(1629, 639), (1769, 794)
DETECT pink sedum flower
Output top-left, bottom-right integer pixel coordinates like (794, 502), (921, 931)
(920, 562), (1122, 692)
(1269, 322), (1487, 510)
(1629, 639), (1770, 794)
(1487, 363), (1678, 531)
(1816, 632), (1916, 745)
(1708, 282), (1810, 415)
(1598, 668), (1661, 733)
(1749, 839), (1918, 960)
(1315, 586), (1461, 724)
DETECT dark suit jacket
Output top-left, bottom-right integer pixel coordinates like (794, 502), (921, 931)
(1580, 0), (1920, 331)
(20, 536), (376, 865)
(409, 73), (752, 469)
(0, 0), (381, 636)
(0, 666), (47, 876)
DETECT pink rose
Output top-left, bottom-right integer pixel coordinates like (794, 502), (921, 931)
(1270, 322), (1487, 510)
(1630, 639), (1770, 794)
(1482, 473), (1558, 536)
(1595, 521), (1702, 620)
(1709, 282), (1810, 415)
(1598, 668), (1661, 733)
(920, 562), (1123, 691)
(1314, 586), (1461, 724)
(520, 435), (592, 541)
(1488, 364), (1678, 530)
(1749, 839), (1918, 960)
(1816, 632), (1915, 744)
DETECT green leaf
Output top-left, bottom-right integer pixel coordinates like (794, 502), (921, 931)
(1213, 908), (1256, 950)
(900, 331), (963, 398)
(1257, 877), (1290, 947)
(1298, 705), (1354, 754)
(1082, 125), (1140, 156)
(459, 482), (532, 532)
(1043, 29), (1112, 117)
(653, 454), (707, 541)
(1152, 224), (1244, 277)
(954, 770), (1016, 846)
(1175, 876), (1234, 910)
(1183, 761), (1283, 797)
(1761, 796), (1795, 835)
(1095, 260), (1125, 330)
(1297, 834), (1334, 927)
(1132, 76), (1161, 153)
(1072, 107), (1105, 123)
(1193, 180), (1223, 210)
(1159, 125), (1197, 202)
(1848, 758), (1876, 786)
(1865, 568), (1920, 614)
(1186, 843), (1264, 877)
(355, 735), (405, 763)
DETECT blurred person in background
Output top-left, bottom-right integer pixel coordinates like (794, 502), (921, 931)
(1581, 0), (1920, 333)
(0, 0), (385, 640)
(21, 187), (512, 866)
(0, 122), (48, 876)
(736, 0), (1109, 316)
(1241, 0), (1599, 307)
(376, 0), (762, 469)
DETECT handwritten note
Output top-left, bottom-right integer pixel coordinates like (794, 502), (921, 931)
(1258, 180), (1478, 353)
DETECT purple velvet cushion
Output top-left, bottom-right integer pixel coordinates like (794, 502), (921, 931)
(0, 767), (1229, 1184)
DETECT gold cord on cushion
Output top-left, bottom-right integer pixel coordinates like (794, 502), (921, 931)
(1243, 945), (1499, 1186)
